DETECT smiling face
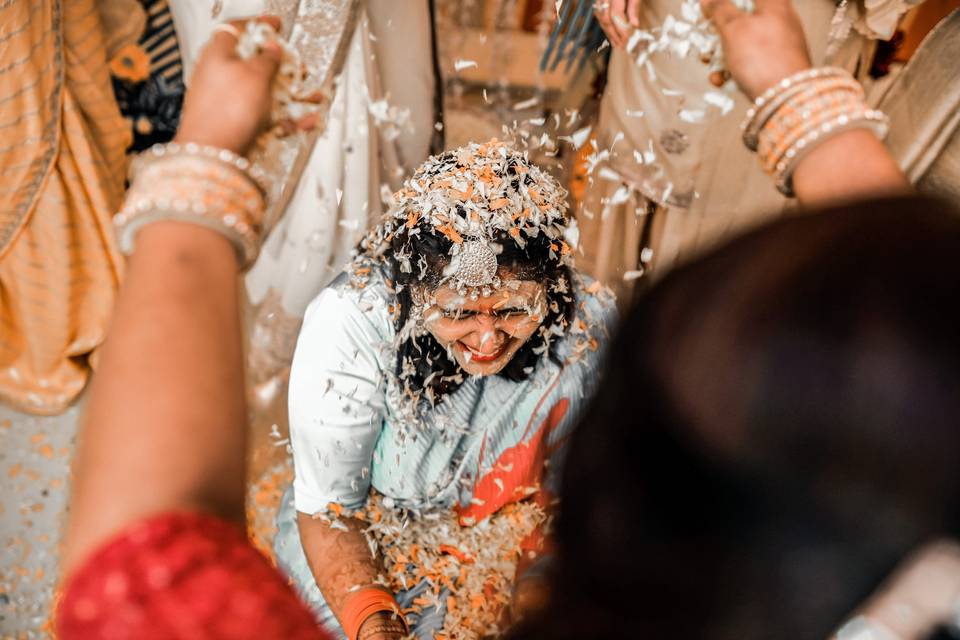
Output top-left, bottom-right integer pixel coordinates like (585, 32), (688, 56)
(420, 279), (547, 376)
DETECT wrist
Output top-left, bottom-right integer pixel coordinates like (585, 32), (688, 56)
(341, 586), (407, 640)
(174, 128), (249, 156)
(357, 611), (407, 640)
(746, 59), (812, 101)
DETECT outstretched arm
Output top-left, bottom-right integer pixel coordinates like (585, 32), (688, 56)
(702, 0), (910, 206)
(63, 18), (281, 575)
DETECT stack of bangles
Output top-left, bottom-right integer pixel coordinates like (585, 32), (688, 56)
(114, 142), (268, 269)
(741, 67), (890, 197)
(341, 586), (409, 640)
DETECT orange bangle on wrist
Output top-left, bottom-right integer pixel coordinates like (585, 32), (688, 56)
(340, 586), (407, 640)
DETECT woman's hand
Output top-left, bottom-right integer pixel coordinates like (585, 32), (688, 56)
(594, 0), (642, 49)
(175, 16), (282, 155)
(701, 0), (812, 100)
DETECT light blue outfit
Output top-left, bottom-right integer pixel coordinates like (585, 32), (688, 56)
(274, 270), (614, 638)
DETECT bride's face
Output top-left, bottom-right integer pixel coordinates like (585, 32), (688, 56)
(421, 280), (547, 376)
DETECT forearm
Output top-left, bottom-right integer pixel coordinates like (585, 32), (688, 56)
(297, 511), (387, 619)
(793, 129), (911, 207)
(65, 222), (246, 573)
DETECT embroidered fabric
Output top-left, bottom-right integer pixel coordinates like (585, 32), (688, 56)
(57, 512), (329, 640)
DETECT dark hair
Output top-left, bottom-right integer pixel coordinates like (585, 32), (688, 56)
(385, 223), (575, 403)
(361, 146), (577, 406)
(512, 196), (960, 639)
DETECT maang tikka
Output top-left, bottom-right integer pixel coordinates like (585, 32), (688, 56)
(447, 239), (501, 299)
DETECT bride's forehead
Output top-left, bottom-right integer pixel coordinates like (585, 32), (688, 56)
(430, 281), (543, 307)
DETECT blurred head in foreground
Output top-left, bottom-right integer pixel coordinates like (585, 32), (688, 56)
(513, 196), (960, 640)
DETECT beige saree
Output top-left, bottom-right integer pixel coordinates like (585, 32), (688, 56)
(577, 0), (923, 305)
(0, 0), (131, 414)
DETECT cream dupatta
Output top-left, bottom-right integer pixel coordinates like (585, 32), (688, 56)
(168, 1), (436, 384)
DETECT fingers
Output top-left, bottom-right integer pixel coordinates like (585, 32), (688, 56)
(754, 0), (792, 14)
(248, 39), (282, 77)
(626, 0), (642, 28)
(256, 14), (283, 32)
(209, 15), (283, 58)
(701, 0), (743, 28)
(609, 0), (632, 45)
(593, 1), (621, 48)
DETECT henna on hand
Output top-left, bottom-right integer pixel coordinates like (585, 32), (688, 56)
(297, 512), (387, 620)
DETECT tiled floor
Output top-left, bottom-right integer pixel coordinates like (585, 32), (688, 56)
(0, 405), (79, 638)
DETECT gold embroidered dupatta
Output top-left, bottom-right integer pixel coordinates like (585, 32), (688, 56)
(0, 0), (130, 414)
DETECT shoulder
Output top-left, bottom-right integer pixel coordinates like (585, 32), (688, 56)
(301, 269), (394, 341)
(291, 268), (397, 385)
(553, 273), (618, 369)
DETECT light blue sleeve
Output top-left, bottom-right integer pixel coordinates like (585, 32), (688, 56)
(288, 280), (394, 514)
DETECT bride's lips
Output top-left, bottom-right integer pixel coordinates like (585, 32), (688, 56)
(459, 341), (508, 363)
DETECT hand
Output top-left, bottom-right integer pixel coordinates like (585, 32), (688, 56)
(511, 576), (550, 622)
(701, 0), (812, 100)
(175, 16), (283, 155)
(357, 610), (407, 640)
(594, 0), (642, 49)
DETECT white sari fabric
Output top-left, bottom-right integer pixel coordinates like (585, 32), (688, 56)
(168, 0), (436, 317)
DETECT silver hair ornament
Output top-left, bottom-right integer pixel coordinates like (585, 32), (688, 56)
(449, 239), (500, 290)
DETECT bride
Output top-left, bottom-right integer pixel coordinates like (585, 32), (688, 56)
(274, 139), (615, 640)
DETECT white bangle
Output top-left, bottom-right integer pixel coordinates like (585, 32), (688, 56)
(130, 142), (268, 195)
(741, 67), (852, 151)
(775, 109), (889, 196)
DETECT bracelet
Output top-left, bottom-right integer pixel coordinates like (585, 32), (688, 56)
(130, 142), (269, 196)
(742, 66), (889, 198)
(340, 587), (407, 640)
(115, 143), (267, 268)
(755, 79), (863, 162)
(358, 621), (408, 640)
(742, 67), (852, 150)
(752, 76), (863, 151)
(760, 91), (865, 175)
(773, 109), (889, 196)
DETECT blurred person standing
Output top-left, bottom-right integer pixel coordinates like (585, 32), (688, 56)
(167, 0), (441, 384)
(0, 0), (136, 414)
(574, 0), (921, 303)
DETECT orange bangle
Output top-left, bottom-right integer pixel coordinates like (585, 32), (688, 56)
(340, 586), (407, 640)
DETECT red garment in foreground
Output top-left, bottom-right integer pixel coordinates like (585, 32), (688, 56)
(58, 512), (328, 640)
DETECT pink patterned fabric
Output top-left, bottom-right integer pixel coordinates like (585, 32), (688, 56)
(58, 512), (329, 640)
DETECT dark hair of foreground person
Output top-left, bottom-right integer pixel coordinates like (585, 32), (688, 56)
(512, 195), (960, 640)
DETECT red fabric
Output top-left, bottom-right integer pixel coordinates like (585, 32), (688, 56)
(456, 397), (570, 526)
(58, 512), (329, 640)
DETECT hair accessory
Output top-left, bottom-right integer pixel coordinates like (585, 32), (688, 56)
(450, 239), (501, 291)
(358, 139), (570, 297)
